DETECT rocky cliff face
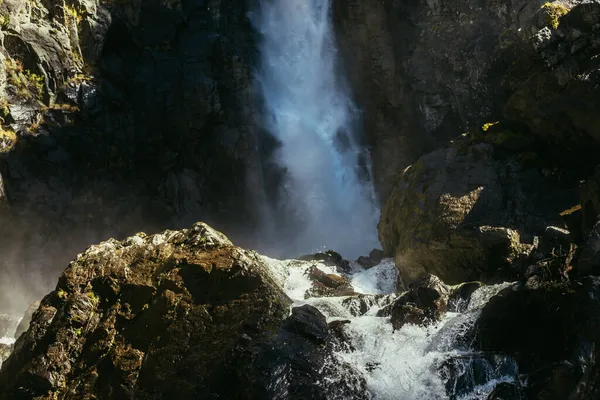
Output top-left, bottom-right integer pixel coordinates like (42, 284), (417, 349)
(333, 0), (600, 201)
(375, 0), (600, 284)
(0, 0), (269, 312)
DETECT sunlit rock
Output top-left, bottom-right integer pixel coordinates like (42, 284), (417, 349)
(379, 134), (576, 285)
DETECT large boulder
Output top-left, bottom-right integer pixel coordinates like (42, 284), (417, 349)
(474, 278), (600, 399)
(390, 274), (451, 330)
(0, 223), (368, 399)
(378, 133), (577, 284)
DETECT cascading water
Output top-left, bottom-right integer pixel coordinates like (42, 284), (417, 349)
(252, 0), (379, 259)
(262, 257), (519, 399)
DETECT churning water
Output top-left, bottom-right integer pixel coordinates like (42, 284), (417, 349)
(252, 0), (379, 259)
(262, 256), (518, 399)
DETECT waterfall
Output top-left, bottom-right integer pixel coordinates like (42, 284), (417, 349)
(252, 0), (379, 259)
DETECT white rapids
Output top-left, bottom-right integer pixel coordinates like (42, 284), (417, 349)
(0, 337), (14, 346)
(262, 256), (517, 400)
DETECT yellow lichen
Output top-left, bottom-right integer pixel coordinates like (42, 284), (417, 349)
(0, 126), (16, 152)
(86, 291), (100, 305)
(43, 103), (79, 112)
(559, 204), (582, 217)
(64, 4), (83, 24)
(541, 2), (569, 29)
(481, 121), (499, 132)
(4, 58), (44, 101)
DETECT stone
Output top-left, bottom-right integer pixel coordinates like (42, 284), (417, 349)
(356, 248), (384, 269)
(283, 305), (329, 345)
(440, 354), (520, 399)
(341, 294), (396, 317)
(526, 362), (579, 400)
(539, 226), (572, 255)
(474, 277), (600, 399)
(378, 136), (576, 284)
(487, 382), (524, 400)
(448, 282), (484, 313)
(298, 250), (352, 273)
(390, 274), (450, 331)
(0, 223), (291, 399)
(577, 220), (600, 276)
(304, 266), (356, 299)
(13, 300), (40, 339)
(0, 223), (373, 399)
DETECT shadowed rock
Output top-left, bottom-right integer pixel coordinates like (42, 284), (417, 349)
(0, 223), (370, 400)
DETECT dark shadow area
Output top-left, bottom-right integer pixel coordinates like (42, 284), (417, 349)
(0, 0), (280, 315)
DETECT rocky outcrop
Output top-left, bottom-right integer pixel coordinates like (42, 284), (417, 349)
(299, 250), (352, 273)
(305, 266), (356, 298)
(0, 223), (369, 399)
(474, 278), (600, 399)
(333, 0), (600, 204)
(0, 0), (271, 312)
(503, 2), (600, 163)
(390, 274), (450, 330)
(356, 249), (384, 269)
(332, 0), (540, 200)
(378, 131), (578, 284)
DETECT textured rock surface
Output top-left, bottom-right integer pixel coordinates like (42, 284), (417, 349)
(378, 133), (577, 284)
(0, 222), (371, 399)
(475, 278), (600, 399)
(0, 0), (270, 312)
(305, 266), (356, 299)
(333, 0), (600, 202)
(390, 274), (450, 331)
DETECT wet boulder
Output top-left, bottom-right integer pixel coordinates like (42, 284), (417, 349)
(487, 382), (523, 400)
(356, 249), (384, 269)
(305, 266), (356, 298)
(298, 250), (352, 273)
(440, 353), (520, 399)
(474, 278), (600, 399)
(0, 223), (360, 399)
(378, 135), (575, 285)
(342, 294), (396, 317)
(448, 282), (484, 312)
(234, 305), (370, 400)
(390, 274), (450, 330)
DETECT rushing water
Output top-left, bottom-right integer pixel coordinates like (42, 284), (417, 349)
(252, 0), (379, 259)
(262, 257), (519, 399)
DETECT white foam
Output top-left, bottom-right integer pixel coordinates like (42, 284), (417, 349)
(262, 254), (516, 399)
(350, 259), (398, 295)
(0, 336), (14, 346)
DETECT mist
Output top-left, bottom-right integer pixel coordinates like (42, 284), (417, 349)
(252, 0), (380, 260)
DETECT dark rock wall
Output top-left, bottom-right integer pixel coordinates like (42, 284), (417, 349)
(333, 0), (600, 202)
(0, 0), (272, 311)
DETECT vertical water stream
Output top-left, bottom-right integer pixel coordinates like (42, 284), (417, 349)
(252, 0), (379, 259)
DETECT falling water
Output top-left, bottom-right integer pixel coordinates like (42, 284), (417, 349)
(252, 0), (379, 259)
(261, 257), (520, 399)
